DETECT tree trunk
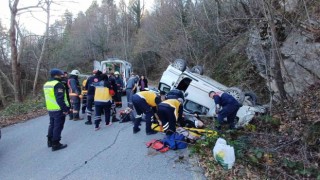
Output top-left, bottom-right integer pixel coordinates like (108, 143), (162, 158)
(33, 0), (51, 96)
(0, 78), (7, 107)
(262, 1), (287, 103)
(9, 0), (23, 102)
(0, 68), (15, 91)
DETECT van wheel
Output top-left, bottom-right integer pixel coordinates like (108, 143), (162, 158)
(191, 65), (204, 75)
(172, 59), (187, 72)
(225, 87), (245, 104)
(244, 91), (257, 106)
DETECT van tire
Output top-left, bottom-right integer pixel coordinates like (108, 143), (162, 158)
(225, 87), (245, 104)
(172, 59), (187, 72)
(244, 91), (257, 106)
(191, 65), (204, 75)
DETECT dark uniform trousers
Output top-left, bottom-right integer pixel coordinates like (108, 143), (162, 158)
(157, 104), (177, 135)
(86, 95), (94, 121)
(94, 102), (112, 127)
(82, 94), (87, 114)
(48, 111), (66, 141)
(132, 95), (153, 133)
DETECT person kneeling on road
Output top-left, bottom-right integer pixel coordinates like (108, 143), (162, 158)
(208, 91), (241, 130)
(93, 74), (114, 131)
(43, 69), (70, 151)
(157, 97), (184, 135)
(132, 91), (164, 135)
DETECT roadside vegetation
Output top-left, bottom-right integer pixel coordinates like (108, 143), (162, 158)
(0, 95), (46, 127)
(191, 82), (320, 179)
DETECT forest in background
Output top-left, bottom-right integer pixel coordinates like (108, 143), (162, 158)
(0, 0), (319, 179)
(1, 0), (319, 105)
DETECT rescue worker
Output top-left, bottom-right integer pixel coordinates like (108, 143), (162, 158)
(114, 71), (124, 108)
(81, 78), (88, 114)
(84, 70), (102, 125)
(132, 91), (163, 135)
(62, 72), (72, 119)
(108, 72), (120, 122)
(67, 70), (83, 120)
(157, 97), (184, 135)
(208, 91), (241, 130)
(125, 73), (138, 108)
(94, 74), (114, 131)
(44, 69), (69, 151)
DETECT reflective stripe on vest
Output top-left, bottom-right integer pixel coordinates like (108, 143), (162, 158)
(161, 99), (181, 120)
(94, 86), (112, 102)
(67, 79), (79, 96)
(137, 91), (157, 107)
(43, 80), (69, 111)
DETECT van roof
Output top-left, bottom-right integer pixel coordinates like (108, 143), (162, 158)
(101, 59), (132, 66)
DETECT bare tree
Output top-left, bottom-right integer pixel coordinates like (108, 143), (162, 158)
(9, 0), (42, 102)
(33, 0), (51, 95)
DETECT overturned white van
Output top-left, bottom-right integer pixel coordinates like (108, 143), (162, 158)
(158, 59), (266, 128)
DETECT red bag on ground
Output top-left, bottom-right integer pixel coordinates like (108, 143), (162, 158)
(146, 139), (169, 153)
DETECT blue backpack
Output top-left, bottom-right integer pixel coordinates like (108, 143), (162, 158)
(161, 133), (187, 150)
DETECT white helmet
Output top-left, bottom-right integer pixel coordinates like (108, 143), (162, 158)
(114, 71), (120, 75)
(70, 70), (80, 76)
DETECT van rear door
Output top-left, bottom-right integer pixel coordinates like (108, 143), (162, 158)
(94, 60), (101, 72)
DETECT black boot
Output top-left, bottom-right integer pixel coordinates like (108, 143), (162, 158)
(69, 113), (74, 120)
(146, 130), (157, 135)
(47, 136), (52, 148)
(74, 113), (84, 121)
(112, 115), (120, 122)
(133, 117), (142, 134)
(85, 116), (92, 125)
(52, 141), (67, 151)
(146, 119), (157, 135)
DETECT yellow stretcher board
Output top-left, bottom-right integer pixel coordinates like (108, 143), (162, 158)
(151, 123), (218, 137)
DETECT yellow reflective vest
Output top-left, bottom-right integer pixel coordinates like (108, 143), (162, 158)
(94, 81), (112, 103)
(137, 91), (157, 107)
(82, 79), (88, 95)
(161, 99), (181, 120)
(43, 80), (70, 111)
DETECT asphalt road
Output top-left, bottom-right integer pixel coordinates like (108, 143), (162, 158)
(0, 96), (205, 180)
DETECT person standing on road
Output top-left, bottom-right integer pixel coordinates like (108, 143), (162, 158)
(84, 70), (102, 125)
(125, 73), (138, 108)
(132, 91), (163, 135)
(138, 75), (148, 91)
(62, 72), (72, 119)
(208, 91), (241, 130)
(67, 70), (83, 121)
(43, 69), (70, 151)
(81, 78), (88, 114)
(114, 71), (124, 108)
(108, 72), (120, 123)
(94, 74), (114, 131)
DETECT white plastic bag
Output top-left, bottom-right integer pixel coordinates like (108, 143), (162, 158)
(213, 138), (235, 169)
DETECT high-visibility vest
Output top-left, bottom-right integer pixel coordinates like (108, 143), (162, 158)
(82, 79), (88, 95)
(94, 81), (112, 103)
(161, 99), (181, 120)
(137, 91), (157, 107)
(43, 80), (70, 111)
